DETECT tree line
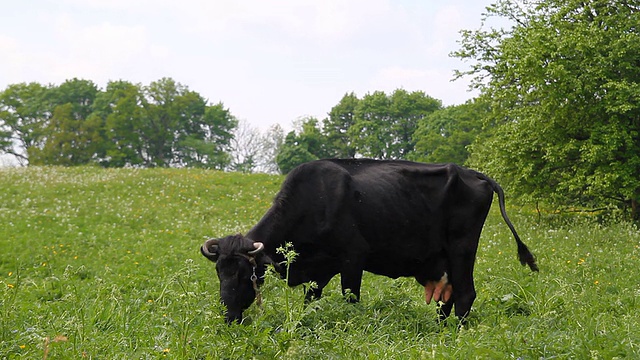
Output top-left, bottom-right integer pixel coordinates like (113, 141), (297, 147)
(2, 0), (640, 219)
(0, 78), (237, 169)
(274, 90), (485, 174)
(0, 80), (480, 173)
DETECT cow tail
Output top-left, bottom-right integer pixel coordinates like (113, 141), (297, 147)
(484, 175), (539, 272)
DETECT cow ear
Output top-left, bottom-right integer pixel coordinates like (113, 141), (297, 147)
(201, 238), (220, 262)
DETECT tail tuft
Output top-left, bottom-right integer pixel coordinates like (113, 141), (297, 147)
(518, 242), (539, 272)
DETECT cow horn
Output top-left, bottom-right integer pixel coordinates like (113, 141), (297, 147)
(201, 238), (220, 261)
(247, 242), (264, 255)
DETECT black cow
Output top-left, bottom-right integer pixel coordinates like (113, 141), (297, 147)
(201, 159), (538, 323)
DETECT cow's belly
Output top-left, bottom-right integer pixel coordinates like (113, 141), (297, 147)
(364, 256), (418, 278)
(364, 252), (428, 278)
(364, 248), (447, 282)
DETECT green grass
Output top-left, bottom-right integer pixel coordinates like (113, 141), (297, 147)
(1, 166), (639, 359)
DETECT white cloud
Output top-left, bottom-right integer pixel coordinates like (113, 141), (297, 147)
(371, 67), (434, 86)
(365, 66), (473, 105)
(425, 5), (466, 56)
(159, 0), (408, 46)
(0, 0), (490, 129)
(59, 0), (167, 12)
(0, 10), (171, 87)
(0, 35), (23, 78)
(60, 21), (165, 76)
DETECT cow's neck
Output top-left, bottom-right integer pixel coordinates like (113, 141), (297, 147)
(244, 207), (289, 278)
(246, 205), (287, 259)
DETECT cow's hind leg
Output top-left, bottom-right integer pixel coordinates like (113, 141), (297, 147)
(446, 204), (487, 322)
(340, 257), (365, 303)
(448, 251), (477, 320)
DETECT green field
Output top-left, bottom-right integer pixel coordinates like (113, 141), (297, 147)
(1, 167), (639, 359)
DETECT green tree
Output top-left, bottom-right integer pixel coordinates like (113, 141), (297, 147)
(349, 89), (441, 159)
(176, 100), (236, 169)
(29, 79), (100, 165)
(323, 92), (359, 158)
(0, 82), (50, 164)
(140, 78), (236, 168)
(276, 117), (330, 174)
(1, 78), (237, 168)
(96, 80), (146, 167)
(32, 103), (101, 165)
(140, 78), (185, 167)
(389, 89), (442, 158)
(455, 0), (640, 216)
(349, 91), (392, 159)
(411, 100), (488, 164)
(276, 133), (318, 174)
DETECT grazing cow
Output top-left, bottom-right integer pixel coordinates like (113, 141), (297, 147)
(201, 159), (538, 323)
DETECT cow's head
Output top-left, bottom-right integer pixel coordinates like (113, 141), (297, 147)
(200, 234), (267, 323)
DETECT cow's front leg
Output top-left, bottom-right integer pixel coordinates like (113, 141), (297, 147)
(304, 285), (323, 303)
(340, 257), (364, 302)
(304, 275), (333, 303)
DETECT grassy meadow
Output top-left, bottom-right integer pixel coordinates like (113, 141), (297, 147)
(1, 166), (639, 359)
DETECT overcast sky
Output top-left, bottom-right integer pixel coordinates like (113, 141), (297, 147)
(1, 0), (494, 130)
